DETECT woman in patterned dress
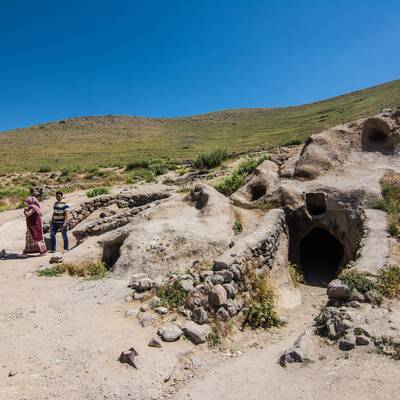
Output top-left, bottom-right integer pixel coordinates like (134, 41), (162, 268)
(23, 196), (47, 255)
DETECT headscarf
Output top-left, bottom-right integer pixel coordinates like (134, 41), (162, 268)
(25, 196), (43, 217)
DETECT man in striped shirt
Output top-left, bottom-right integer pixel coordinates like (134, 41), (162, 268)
(50, 191), (70, 252)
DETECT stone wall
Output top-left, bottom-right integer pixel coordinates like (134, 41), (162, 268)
(68, 192), (170, 229)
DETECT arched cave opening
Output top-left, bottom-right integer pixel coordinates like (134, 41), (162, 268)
(250, 184), (267, 201)
(101, 233), (129, 270)
(361, 120), (394, 154)
(299, 227), (344, 287)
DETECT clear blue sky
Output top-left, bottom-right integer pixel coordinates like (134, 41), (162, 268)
(1, 0), (399, 131)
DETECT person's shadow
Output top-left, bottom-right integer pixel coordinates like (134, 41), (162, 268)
(0, 250), (45, 260)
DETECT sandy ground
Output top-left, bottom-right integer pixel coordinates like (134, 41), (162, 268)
(1, 186), (400, 400)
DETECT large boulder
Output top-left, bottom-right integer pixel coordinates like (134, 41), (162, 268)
(231, 160), (279, 208)
(111, 184), (235, 277)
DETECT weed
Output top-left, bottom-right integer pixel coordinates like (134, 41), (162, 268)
(255, 200), (274, 211)
(61, 261), (107, 278)
(86, 187), (111, 198)
(377, 265), (400, 298)
(194, 148), (228, 169)
(243, 270), (281, 329)
(207, 326), (221, 348)
(233, 219), (243, 234)
(156, 279), (187, 310)
(338, 269), (376, 294)
(126, 160), (150, 170)
(288, 263), (305, 287)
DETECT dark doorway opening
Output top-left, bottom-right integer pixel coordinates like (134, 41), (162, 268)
(299, 227), (344, 286)
(250, 184), (267, 201)
(361, 120), (394, 154)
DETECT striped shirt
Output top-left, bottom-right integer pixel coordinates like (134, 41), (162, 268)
(52, 201), (69, 223)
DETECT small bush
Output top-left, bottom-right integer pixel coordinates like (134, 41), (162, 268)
(37, 266), (63, 277)
(194, 148), (228, 169)
(86, 187), (111, 198)
(214, 154), (269, 196)
(125, 168), (155, 183)
(150, 163), (167, 176)
(156, 279), (187, 310)
(255, 200), (274, 211)
(207, 326), (221, 348)
(38, 165), (52, 173)
(288, 263), (305, 288)
(233, 219), (243, 234)
(243, 271), (281, 329)
(126, 160), (150, 170)
(338, 269), (376, 294)
(377, 265), (400, 298)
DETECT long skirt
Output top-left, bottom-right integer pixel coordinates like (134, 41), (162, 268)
(24, 230), (47, 254)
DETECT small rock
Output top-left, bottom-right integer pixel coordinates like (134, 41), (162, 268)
(133, 292), (147, 301)
(223, 283), (237, 299)
(208, 285), (227, 306)
(49, 256), (63, 264)
(216, 307), (230, 321)
(211, 275), (225, 285)
(215, 270), (234, 283)
(148, 337), (162, 348)
(138, 313), (156, 327)
(339, 333), (356, 351)
(118, 347), (139, 369)
(365, 290), (382, 304)
(349, 290), (365, 302)
(8, 370), (17, 377)
(278, 329), (314, 367)
(191, 307), (209, 325)
(347, 301), (361, 308)
(155, 307), (168, 315)
(124, 309), (136, 318)
(182, 322), (212, 345)
(128, 273), (148, 288)
(180, 279), (194, 292)
(158, 325), (183, 342)
(327, 279), (352, 300)
(148, 296), (160, 309)
(140, 305), (148, 312)
(355, 335), (370, 346)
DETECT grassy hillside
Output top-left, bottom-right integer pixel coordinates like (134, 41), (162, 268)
(1, 79), (400, 173)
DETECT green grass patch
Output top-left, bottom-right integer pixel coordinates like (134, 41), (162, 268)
(283, 138), (303, 146)
(156, 279), (187, 310)
(194, 148), (228, 169)
(0, 186), (30, 211)
(233, 219), (243, 234)
(38, 261), (107, 279)
(214, 154), (269, 196)
(86, 187), (111, 198)
(338, 269), (377, 294)
(37, 266), (63, 277)
(38, 165), (52, 173)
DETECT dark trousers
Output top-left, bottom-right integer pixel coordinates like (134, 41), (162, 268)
(50, 222), (69, 251)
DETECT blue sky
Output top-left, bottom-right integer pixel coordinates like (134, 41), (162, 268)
(0, 0), (399, 131)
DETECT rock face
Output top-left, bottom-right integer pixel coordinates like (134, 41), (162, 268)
(111, 184), (235, 277)
(231, 160), (279, 208)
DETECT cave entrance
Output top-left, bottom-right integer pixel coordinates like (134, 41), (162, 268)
(250, 184), (267, 201)
(299, 227), (344, 287)
(361, 120), (394, 154)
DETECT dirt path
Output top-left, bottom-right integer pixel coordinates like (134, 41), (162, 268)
(1, 197), (400, 400)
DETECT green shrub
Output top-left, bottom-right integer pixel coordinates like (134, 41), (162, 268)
(338, 269), (376, 294)
(38, 261), (107, 279)
(194, 148), (228, 169)
(214, 154), (269, 196)
(126, 160), (150, 170)
(37, 266), (63, 277)
(156, 279), (187, 310)
(125, 168), (155, 183)
(377, 265), (400, 298)
(150, 163), (167, 176)
(243, 271), (281, 329)
(207, 327), (221, 348)
(86, 187), (111, 198)
(233, 219), (243, 234)
(38, 165), (52, 173)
